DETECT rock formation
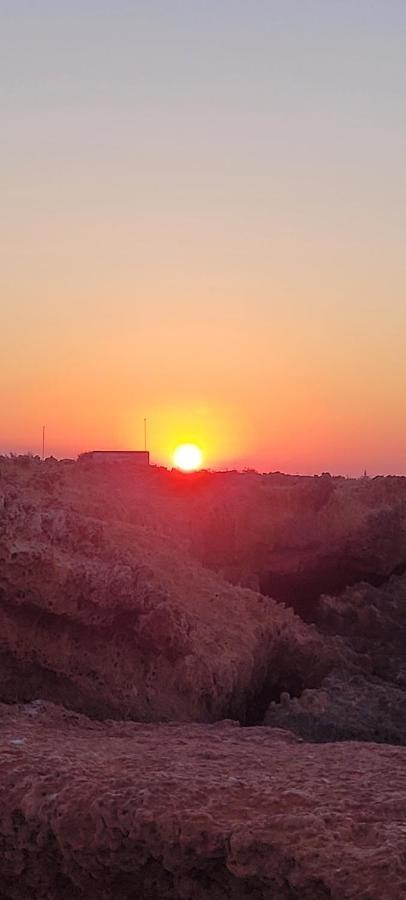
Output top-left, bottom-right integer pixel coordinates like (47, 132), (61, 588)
(264, 672), (406, 744)
(1, 701), (405, 900)
(264, 574), (406, 743)
(0, 458), (336, 723)
(1, 456), (406, 898)
(65, 461), (406, 618)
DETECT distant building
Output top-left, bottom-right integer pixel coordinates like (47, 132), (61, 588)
(78, 450), (150, 466)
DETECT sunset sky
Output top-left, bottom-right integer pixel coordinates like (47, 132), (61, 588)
(1, 2), (405, 474)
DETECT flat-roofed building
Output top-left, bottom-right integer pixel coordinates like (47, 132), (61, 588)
(78, 450), (150, 465)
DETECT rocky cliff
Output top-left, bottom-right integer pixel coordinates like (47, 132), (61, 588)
(0, 458), (338, 723)
(1, 456), (406, 898)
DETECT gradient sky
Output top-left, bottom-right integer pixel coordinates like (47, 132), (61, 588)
(1, 1), (405, 473)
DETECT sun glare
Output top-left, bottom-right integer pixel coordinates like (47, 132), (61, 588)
(173, 443), (203, 472)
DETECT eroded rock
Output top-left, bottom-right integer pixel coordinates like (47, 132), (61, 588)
(0, 462), (336, 722)
(264, 672), (406, 744)
(0, 702), (405, 899)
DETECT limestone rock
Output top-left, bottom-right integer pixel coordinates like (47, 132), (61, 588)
(0, 701), (405, 899)
(264, 672), (406, 744)
(0, 461), (334, 722)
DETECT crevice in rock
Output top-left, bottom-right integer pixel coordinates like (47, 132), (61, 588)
(258, 558), (406, 622)
(242, 667), (322, 727)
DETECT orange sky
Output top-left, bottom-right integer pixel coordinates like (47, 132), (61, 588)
(1, 3), (406, 474)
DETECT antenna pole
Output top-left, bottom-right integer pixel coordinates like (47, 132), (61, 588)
(144, 418), (147, 451)
(42, 425), (45, 460)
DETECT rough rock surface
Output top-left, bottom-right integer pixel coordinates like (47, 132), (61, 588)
(318, 574), (406, 682)
(1, 456), (406, 732)
(264, 575), (406, 743)
(1, 701), (406, 900)
(5, 457), (406, 612)
(9, 458), (406, 615)
(183, 472), (406, 617)
(0, 458), (336, 722)
(264, 672), (406, 743)
(2, 458), (406, 899)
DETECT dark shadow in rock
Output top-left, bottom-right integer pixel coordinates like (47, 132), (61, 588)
(259, 558), (406, 622)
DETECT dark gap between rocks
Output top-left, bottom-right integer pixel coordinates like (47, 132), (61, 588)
(259, 559), (406, 622)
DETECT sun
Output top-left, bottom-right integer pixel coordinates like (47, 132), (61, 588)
(173, 443), (203, 472)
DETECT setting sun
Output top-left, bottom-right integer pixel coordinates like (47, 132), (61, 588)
(173, 443), (203, 472)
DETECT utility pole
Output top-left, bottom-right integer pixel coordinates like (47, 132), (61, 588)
(42, 425), (45, 460)
(144, 418), (147, 451)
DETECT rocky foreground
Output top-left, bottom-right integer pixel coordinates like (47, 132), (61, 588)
(1, 456), (406, 898)
(1, 701), (406, 900)
(0, 459), (338, 724)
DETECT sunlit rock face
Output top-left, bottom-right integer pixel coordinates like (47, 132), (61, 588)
(1, 701), (405, 900)
(0, 458), (338, 723)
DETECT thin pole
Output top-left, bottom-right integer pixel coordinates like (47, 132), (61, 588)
(144, 418), (147, 451)
(42, 425), (45, 460)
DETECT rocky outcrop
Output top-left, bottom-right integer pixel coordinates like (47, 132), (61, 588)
(318, 573), (406, 681)
(1, 701), (406, 900)
(2, 458), (406, 898)
(264, 574), (406, 743)
(7, 459), (406, 612)
(67, 462), (406, 619)
(187, 475), (406, 618)
(264, 672), (406, 744)
(0, 461), (337, 723)
(1, 457), (406, 729)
